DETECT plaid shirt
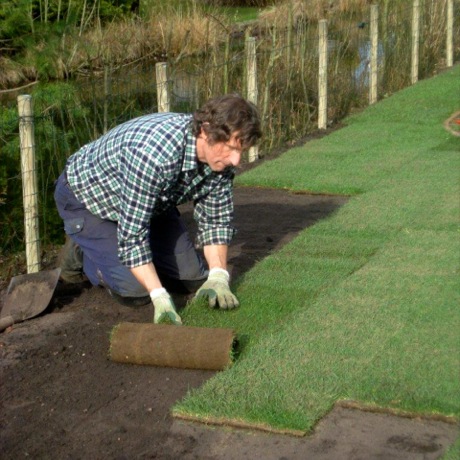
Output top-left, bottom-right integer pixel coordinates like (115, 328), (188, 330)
(66, 113), (236, 268)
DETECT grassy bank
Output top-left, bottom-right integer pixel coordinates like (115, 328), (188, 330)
(173, 65), (460, 434)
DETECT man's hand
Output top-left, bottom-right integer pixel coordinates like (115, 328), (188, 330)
(150, 288), (182, 325)
(195, 268), (239, 309)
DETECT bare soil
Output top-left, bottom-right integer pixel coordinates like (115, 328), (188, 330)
(1, 187), (458, 459)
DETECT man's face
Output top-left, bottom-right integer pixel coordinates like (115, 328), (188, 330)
(196, 129), (244, 172)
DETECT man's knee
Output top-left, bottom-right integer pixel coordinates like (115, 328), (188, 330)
(100, 265), (147, 297)
(89, 264), (150, 307)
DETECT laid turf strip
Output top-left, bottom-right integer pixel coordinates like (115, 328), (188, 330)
(174, 65), (460, 434)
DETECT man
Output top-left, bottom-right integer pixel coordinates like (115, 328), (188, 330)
(54, 94), (261, 325)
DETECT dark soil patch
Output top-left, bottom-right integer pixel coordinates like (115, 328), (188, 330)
(0, 187), (457, 459)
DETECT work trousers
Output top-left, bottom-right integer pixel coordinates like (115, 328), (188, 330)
(54, 172), (208, 300)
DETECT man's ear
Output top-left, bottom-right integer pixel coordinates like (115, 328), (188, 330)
(198, 127), (207, 140)
(199, 122), (210, 140)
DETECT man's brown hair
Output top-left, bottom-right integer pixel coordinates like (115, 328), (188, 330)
(191, 94), (262, 151)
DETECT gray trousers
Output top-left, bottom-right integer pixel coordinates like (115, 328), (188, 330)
(54, 172), (208, 299)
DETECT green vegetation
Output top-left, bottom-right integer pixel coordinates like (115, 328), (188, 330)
(2, 0), (453, 89)
(0, 1), (263, 90)
(173, 66), (460, 433)
(441, 437), (460, 460)
(223, 7), (260, 22)
(146, 0), (260, 21)
(0, 82), (92, 252)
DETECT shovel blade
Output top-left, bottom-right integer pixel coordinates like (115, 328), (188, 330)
(1, 268), (61, 323)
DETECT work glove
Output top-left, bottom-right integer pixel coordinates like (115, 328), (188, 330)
(195, 268), (239, 310)
(150, 288), (182, 325)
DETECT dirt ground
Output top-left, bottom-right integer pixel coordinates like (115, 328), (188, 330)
(1, 187), (458, 459)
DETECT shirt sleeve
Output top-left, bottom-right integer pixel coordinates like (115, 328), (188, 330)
(115, 116), (190, 267)
(194, 172), (236, 247)
(117, 146), (167, 268)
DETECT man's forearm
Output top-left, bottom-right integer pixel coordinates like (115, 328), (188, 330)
(130, 262), (163, 293)
(131, 262), (182, 324)
(203, 244), (228, 271)
(130, 244), (229, 294)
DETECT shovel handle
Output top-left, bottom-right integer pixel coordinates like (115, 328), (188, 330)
(0, 315), (15, 332)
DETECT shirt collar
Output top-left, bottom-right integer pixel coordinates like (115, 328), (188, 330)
(183, 123), (216, 176)
(183, 125), (200, 172)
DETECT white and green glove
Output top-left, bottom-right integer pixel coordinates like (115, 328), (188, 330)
(195, 268), (239, 310)
(150, 288), (182, 325)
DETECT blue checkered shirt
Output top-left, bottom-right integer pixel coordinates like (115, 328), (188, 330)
(66, 113), (236, 268)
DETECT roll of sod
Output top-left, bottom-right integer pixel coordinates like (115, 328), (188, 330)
(109, 322), (236, 370)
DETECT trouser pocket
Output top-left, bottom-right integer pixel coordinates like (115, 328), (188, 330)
(64, 217), (85, 236)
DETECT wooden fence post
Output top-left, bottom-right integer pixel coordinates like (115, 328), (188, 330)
(103, 63), (110, 134)
(262, 29), (277, 135)
(369, 4), (379, 105)
(223, 35), (230, 94)
(246, 36), (259, 163)
(156, 62), (170, 113)
(411, 0), (420, 84)
(286, 0), (293, 79)
(18, 95), (40, 274)
(193, 79), (200, 111)
(318, 19), (328, 130)
(446, 0), (454, 67)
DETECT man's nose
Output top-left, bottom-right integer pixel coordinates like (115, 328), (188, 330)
(230, 151), (241, 166)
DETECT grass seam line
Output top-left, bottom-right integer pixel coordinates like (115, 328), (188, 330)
(444, 110), (460, 137)
(337, 400), (459, 425)
(171, 411), (308, 437)
(235, 184), (354, 198)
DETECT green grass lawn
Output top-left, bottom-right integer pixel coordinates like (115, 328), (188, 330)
(222, 6), (260, 23)
(149, 0), (260, 23)
(174, 65), (460, 436)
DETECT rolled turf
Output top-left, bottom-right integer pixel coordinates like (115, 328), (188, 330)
(110, 322), (236, 371)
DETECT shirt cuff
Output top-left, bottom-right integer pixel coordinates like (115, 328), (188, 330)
(119, 243), (152, 268)
(196, 225), (236, 248)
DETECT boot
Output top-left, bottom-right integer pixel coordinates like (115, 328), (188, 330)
(57, 235), (87, 283)
(105, 288), (151, 307)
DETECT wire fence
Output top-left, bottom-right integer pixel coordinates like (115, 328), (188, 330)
(0, 0), (458, 269)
